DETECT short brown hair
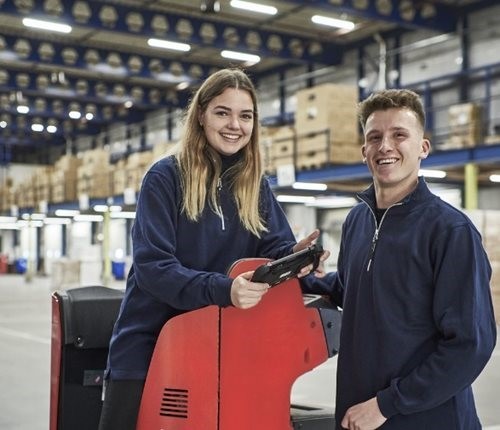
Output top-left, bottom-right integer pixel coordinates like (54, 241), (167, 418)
(358, 89), (426, 131)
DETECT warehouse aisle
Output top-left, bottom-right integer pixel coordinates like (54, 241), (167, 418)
(0, 274), (499, 430)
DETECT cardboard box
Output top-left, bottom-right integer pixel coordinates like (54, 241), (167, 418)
(295, 83), (359, 141)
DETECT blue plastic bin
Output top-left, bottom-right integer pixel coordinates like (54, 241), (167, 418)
(111, 261), (126, 280)
(15, 258), (27, 274)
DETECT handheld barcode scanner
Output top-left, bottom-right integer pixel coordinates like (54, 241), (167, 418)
(50, 249), (341, 430)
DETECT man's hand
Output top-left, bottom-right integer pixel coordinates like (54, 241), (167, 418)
(341, 397), (387, 430)
(293, 229), (330, 278)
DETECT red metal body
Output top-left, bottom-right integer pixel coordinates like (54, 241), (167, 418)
(136, 258), (329, 430)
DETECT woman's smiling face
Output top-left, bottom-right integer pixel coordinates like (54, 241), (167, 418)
(199, 87), (255, 156)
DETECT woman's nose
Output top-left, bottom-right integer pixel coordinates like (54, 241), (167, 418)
(227, 115), (240, 129)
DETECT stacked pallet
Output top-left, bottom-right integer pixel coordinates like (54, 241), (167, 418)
(441, 102), (483, 149)
(294, 83), (361, 169)
(76, 148), (112, 199)
(51, 155), (81, 203)
(466, 209), (500, 323)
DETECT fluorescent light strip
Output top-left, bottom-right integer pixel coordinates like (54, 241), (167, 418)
(311, 15), (355, 30)
(230, 0), (277, 15)
(110, 211), (136, 219)
(490, 174), (500, 183)
(221, 50), (260, 64)
(419, 169), (447, 179)
(148, 38), (191, 52)
(55, 209), (80, 217)
(74, 214), (104, 222)
(23, 17), (72, 34)
(306, 197), (357, 209)
(292, 182), (327, 191)
(277, 195), (316, 204)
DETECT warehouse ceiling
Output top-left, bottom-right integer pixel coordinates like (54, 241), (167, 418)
(0, 0), (495, 163)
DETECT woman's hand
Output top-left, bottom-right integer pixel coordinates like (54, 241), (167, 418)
(230, 271), (270, 309)
(293, 229), (330, 278)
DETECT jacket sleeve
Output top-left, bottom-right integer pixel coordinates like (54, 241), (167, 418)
(132, 164), (233, 310)
(377, 222), (497, 418)
(299, 222), (346, 306)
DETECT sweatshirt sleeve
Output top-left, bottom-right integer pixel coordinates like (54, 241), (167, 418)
(377, 223), (497, 418)
(131, 162), (233, 310)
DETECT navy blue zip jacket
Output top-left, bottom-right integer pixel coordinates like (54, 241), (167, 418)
(331, 177), (496, 429)
(106, 154), (324, 380)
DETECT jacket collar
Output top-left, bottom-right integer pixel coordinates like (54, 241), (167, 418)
(357, 176), (434, 211)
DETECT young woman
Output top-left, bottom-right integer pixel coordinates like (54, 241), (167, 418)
(98, 68), (328, 430)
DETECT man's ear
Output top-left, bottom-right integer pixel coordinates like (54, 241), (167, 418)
(419, 138), (431, 160)
(361, 145), (367, 163)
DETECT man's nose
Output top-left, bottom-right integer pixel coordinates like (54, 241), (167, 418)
(378, 135), (392, 151)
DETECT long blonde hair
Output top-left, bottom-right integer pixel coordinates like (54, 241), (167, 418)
(176, 68), (267, 237)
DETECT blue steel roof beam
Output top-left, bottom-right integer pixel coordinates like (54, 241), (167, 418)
(0, 121), (67, 138)
(0, 103), (109, 125)
(0, 134), (66, 146)
(0, 70), (185, 118)
(0, 0), (342, 66)
(282, 0), (457, 33)
(0, 35), (208, 96)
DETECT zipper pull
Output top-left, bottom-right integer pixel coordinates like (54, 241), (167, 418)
(367, 228), (379, 272)
(217, 177), (225, 230)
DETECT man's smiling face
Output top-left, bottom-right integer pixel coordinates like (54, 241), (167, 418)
(362, 107), (430, 194)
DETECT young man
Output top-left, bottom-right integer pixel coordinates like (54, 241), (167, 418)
(329, 89), (497, 429)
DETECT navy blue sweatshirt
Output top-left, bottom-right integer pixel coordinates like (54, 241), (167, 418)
(331, 178), (496, 429)
(106, 154), (305, 380)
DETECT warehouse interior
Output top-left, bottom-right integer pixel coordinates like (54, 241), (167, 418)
(1, 0), (500, 429)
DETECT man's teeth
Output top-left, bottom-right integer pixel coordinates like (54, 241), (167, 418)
(378, 158), (397, 165)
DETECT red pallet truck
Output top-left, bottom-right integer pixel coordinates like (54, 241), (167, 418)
(50, 249), (341, 430)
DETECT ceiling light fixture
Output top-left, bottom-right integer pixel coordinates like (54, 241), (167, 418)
(0, 121), (7, 128)
(46, 125), (57, 133)
(74, 214), (104, 222)
(419, 169), (447, 178)
(147, 38), (191, 52)
(221, 50), (260, 64)
(292, 182), (328, 191)
(489, 174), (500, 183)
(311, 15), (355, 30)
(22, 17), (72, 34)
(306, 197), (357, 209)
(69, 110), (81, 119)
(31, 123), (44, 132)
(17, 105), (29, 114)
(230, 0), (277, 15)
(276, 195), (316, 204)
(55, 209), (80, 217)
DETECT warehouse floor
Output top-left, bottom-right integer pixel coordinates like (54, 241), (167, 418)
(0, 274), (499, 430)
